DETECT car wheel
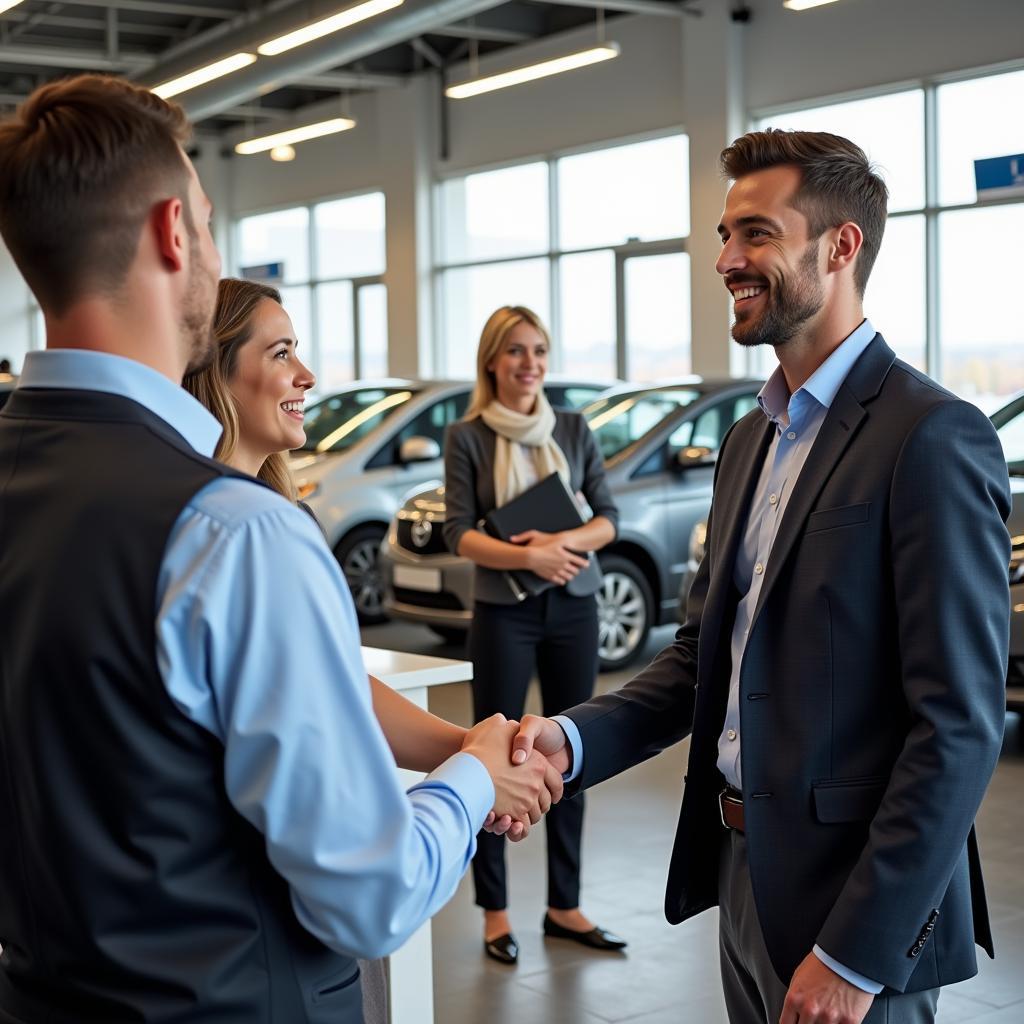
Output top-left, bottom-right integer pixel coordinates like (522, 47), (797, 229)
(334, 526), (388, 625)
(596, 555), (653, 672)
(429, 626), (467, 647)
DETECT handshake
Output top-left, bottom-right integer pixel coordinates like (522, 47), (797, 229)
(459, 714), (570, 841)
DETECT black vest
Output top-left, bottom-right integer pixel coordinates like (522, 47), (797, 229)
(0, 388), (361, 1023)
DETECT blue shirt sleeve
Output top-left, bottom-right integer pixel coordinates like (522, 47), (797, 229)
(156, 477), (493, 959)
(551, 714), (584, 782)
(812, 945), (884, 994)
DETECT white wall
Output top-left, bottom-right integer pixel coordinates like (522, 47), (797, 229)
(0, 242), (33, 374)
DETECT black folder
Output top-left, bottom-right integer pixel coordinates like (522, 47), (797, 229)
(482, 472), (601, 600)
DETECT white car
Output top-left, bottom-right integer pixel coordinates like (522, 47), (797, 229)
(291, 378), (611, 624)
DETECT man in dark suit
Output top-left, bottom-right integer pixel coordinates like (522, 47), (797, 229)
(513, 130), (1011, 1024)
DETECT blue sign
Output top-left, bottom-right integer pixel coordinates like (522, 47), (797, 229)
(974, 153), (1024, 200)
(240, 261), (285, 282)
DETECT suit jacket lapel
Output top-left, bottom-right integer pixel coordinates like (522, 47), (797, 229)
(750, 333), (896, 627)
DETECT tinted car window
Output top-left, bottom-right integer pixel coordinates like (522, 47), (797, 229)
(546, 385), (606, 411)
(301, 387), (417, 454)
(669, 393), (760, 452)
(585, 388), (702, 461)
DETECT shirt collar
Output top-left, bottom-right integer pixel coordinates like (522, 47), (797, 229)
(757, 318), (876, 428)
(18, 349), (222, 456)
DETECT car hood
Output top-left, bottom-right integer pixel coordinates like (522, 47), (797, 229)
(288, 450), (354, 485)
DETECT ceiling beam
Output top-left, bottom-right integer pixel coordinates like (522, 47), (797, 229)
(0, 44), (149, 71)
(535, 0), (696, 16)
(141, 0), (507, 122)
(410, 37), (444, 68)
(0, 10), (180, 36)
(51, 0), (238, 19)
(430, 22), (530, 43)
(291, 71), (404, 90)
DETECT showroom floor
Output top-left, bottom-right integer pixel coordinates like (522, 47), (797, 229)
(363, 622), (1024, 1024)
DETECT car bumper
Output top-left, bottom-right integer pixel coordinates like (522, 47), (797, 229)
(380, 527), (474, 632)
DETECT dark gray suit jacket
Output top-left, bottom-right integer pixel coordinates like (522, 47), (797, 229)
(443, 410), (618, 604)
(564, 335), (1011, 993)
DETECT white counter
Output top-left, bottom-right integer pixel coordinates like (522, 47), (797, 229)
(360, 646), (472, 1024)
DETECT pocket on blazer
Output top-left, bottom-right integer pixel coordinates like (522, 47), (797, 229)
(811, 776), (888, 823)
(804, 501), (871, 535)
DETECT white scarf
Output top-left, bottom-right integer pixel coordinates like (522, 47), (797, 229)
(480, 392), (571, 508)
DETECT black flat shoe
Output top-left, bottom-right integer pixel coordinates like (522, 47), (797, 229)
(484, 932), (519, 965)
(542, 914), (627, 951)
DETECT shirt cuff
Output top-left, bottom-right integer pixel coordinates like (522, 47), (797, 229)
(551, 715), (583, 783)
(812, 945), (884, 995)
(411, 751), (495, 828)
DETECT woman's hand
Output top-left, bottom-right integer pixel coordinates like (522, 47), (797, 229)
(510, 530), (589, 585)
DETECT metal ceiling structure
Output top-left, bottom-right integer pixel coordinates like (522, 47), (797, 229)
(0, 0), (694, 135)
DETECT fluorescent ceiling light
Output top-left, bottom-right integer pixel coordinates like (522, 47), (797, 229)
(152, 52), (257, 98)
(783, 0), (842, 10)
(0, 2), (25, 14)
(235, 117), (356, 155)
(446, 42), (621, 99)
(258, 0), (404, 57)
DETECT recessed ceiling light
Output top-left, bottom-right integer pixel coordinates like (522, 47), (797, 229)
(270, 145), (297, 162)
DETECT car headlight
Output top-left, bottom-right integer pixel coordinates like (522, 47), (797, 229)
(296, 481), (320, 501)
(1011, 534), (1024, 585)
(688, 520), (707, 564)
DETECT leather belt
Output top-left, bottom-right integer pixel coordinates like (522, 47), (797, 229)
(719, 787), (745, 833)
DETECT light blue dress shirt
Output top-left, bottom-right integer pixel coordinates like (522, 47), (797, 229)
(557, 320), (884, 994)
(17, 348), (494, 960)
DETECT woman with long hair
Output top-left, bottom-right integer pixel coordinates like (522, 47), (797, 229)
(443, 305), (626, 965)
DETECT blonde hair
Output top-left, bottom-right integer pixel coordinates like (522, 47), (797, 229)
(463, 305), (552, 421)
(184, 278), (297, 502)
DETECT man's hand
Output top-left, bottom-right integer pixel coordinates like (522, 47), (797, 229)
(511, 714), (571, 776)
(780, 953), (875, 1024)
(461, 715), (563, 841)
(510, 530), (589, 586)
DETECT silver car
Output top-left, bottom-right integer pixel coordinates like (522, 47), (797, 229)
(381, 378), (764, 670)
(292, 379), (610, 624)
(679, 391), (1024, 715)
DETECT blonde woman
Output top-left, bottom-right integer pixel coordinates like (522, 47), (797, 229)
(443, 305), (626, 965)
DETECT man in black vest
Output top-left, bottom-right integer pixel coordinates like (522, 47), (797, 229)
(0, 75), (557, 1023)
(513, 130), (1011, 1023)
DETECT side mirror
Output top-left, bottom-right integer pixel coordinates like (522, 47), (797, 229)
(675, 445), (716, 472)
(399, 435), (441, 464)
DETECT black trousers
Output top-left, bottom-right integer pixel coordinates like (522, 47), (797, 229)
(468, 588), (599, 911)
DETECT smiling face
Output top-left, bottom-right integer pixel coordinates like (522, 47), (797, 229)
(488, 321), (548, 413)
(227, 298), (315, 465)
(716, 164), (826, 349)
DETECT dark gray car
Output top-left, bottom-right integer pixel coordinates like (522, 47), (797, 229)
(381, 378), (763, 670)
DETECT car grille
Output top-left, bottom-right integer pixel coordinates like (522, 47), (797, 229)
(396, 519), (449, 556)
(393, 587), (465, 611)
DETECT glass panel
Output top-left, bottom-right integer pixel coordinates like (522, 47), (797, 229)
(939, 204), (1024, 411)
(237, 208), (309, 283)
(558, 135), (690, 248)
(760, 91), (925, 213)
(559, 250), (616, 380)
(625, 252), (691, 380)
(937, 69), (1024, 207)
(864, 214), (925, 370)
(440, 259), (551, 378)
(301, 386), (418, 454)
(314, 192), (386, 279)
(314, 282), (354, 392)
(585, 387), (702, 461)
(440, 162), (548, 263)
(357, 283), (389, 379)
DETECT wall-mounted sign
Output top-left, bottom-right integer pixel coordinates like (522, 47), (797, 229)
(974, 153), (1024, 201)
(240, 261), (285, 282)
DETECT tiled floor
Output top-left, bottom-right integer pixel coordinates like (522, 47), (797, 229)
(363, 622), (1024, 1023)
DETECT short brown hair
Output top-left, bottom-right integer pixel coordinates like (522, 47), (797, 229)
(0, 74), (192, 315)
(720, 129), (888, 296)
(184, 278), (298, 503)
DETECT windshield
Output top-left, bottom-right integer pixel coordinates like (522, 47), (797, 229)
(302, 387), (417, 454)
(993, 396), (1024, 467)
(584, 388), (703, 461)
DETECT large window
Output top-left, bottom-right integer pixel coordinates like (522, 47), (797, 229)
(435, 134), (689, 381)
(235, 192), (387, 393)
(757, 67), (1024, 411)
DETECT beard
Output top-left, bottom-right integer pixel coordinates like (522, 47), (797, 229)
(182, 233), (218, 375)
(730, 239), (824, 349)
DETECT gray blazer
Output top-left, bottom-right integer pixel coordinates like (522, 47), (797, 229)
(443, 410), (619, 605)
